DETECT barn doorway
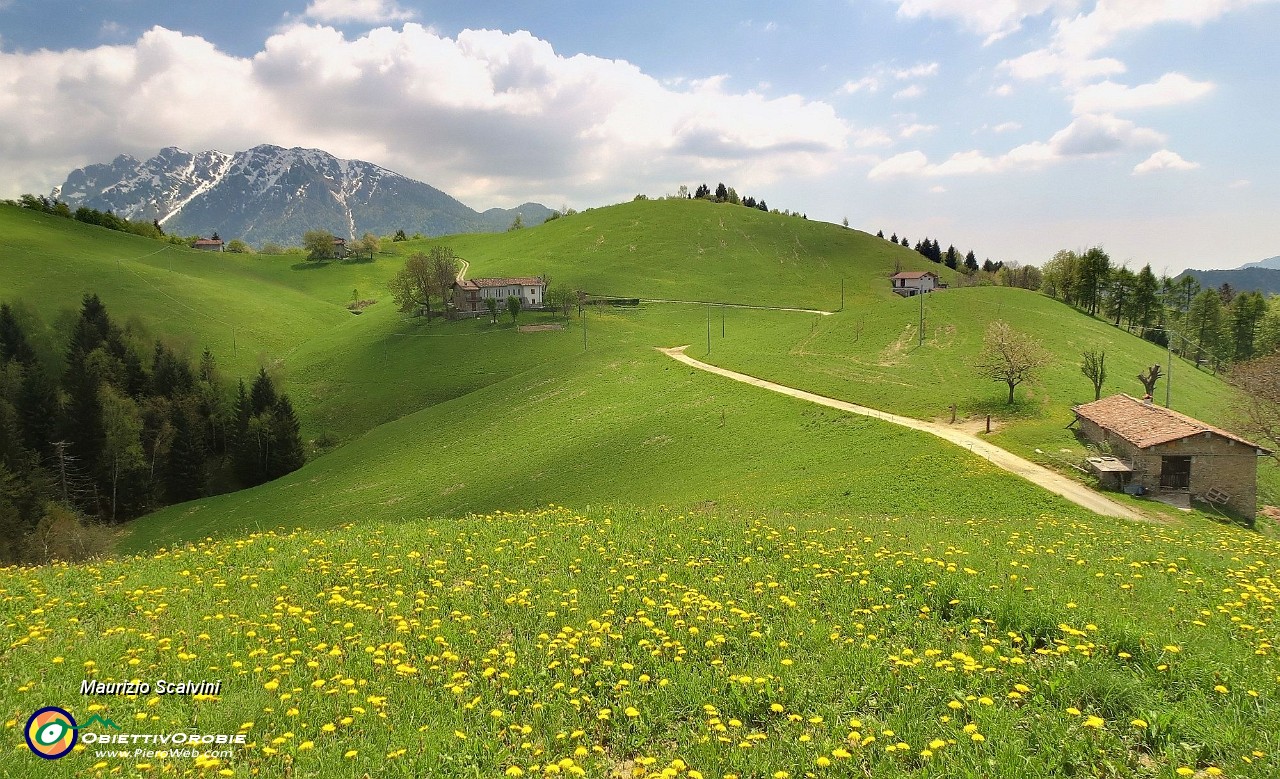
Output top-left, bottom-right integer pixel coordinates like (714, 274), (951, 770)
(1159, 456), (1191, 490)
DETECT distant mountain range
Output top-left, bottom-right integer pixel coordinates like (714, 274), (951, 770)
(1239, 255), (1280, 270)
(51, 144), (553, 246)
(1175, 255), (1280, 296)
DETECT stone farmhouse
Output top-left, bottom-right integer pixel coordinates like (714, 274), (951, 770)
(451, 277), (546, 317)
(192, 238), (224, 252)
(1072, 393), (1271, 518)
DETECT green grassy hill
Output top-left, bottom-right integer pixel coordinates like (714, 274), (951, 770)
(437, 198), (949, 309)
(120, 309), (1085, 554)
(695, 285), (1279, 506)
(3, 200), (1279, 778)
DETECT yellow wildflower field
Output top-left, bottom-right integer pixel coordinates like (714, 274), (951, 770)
(3, 507), (1277, 777)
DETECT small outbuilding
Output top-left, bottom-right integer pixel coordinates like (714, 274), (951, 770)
(1072, 394), (1271, 518)
(890, 271), (939, 297)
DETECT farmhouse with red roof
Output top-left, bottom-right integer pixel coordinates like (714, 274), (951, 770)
(1073, 394), (1270, 518)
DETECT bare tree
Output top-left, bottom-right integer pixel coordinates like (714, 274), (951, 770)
(1228, 352), (1280, 465)
(976, 320), (1050, 404)
(1081, 349), (1106, 401)
(1137, 364), (1162, 396)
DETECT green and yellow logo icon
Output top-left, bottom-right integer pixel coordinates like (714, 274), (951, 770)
(25, 706), (78, 759)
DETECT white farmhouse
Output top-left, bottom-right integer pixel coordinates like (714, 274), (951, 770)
(890, 271), (939, 297)
(452, 277), (546, 316)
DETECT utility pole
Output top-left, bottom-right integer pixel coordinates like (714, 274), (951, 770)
(583, 303), (587, 352)
(918, 289), (925, 346)
(841, 277), (845, 311)
(706, 308), (711, 355)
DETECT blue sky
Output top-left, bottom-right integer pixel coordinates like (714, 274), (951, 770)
(1, 0), (1277, 273)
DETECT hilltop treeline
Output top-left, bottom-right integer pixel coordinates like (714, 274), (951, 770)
(0, 296), (304, 563)
(1041, 247), (1280, 370)
(875, 230), (1036, 288)
(9, 193), (172, 241)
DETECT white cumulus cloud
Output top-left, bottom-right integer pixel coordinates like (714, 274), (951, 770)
(1133, 150), (1200, 175)
(1071, 73), (1215, 114)
(868, 112), (1161, 180)
(304, 0), (415, 24)
(0, 25), (853, 206)
(894, 0), (1083, 43)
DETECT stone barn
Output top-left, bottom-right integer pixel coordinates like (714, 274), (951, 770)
(1072, 394), (1271, 518)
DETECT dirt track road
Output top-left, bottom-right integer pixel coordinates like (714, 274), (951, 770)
(659, 345), (1147, 522)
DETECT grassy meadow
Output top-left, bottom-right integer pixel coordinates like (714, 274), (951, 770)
(2, 199), (1278, 777)
(693, 286), (1280, 508)
(4, 506), (1278, 777)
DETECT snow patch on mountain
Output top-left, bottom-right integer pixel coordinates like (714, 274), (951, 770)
(52, 145), (554, 246)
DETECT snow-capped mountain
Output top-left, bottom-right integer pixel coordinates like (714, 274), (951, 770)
(51, 144), (553, 246)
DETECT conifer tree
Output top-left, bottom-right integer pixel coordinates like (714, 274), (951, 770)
(164, 401), (206, 502)
(266, 395), (305, 479)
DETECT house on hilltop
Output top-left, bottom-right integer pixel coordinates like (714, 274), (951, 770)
(890, 271), (939, 297)
(193, 238), (224, 252)
(452, 277), (546, 316)
(1072, 394), (1270, 519)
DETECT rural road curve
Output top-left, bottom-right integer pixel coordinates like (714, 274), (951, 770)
(659, 345), (1147, 522)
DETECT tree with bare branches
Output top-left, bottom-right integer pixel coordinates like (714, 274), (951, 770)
(1228, 352), (1280, 465)
(1137, 364), (1162, 396)
(976, 320), (1050, 404)
(1081, 349), (1106, 401)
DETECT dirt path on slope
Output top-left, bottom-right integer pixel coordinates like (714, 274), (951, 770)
(659, 345), (1148, 522)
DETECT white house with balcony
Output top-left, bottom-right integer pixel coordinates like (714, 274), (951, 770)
(890, 271), (939, 297)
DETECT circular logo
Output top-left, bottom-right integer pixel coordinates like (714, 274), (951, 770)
(25, 707), (78, 760)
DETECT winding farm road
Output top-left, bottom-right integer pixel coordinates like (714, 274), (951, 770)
(659, 345), (1147, 522)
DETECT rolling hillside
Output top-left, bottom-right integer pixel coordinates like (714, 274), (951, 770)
(4, 198), (1279, 779)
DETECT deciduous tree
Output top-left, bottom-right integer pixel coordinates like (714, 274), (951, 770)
(1228, 352), (1280, 466)
(303, 230), (337, 260)
(1081, 350), (1106, 401)
(976, 321), (1050, 404)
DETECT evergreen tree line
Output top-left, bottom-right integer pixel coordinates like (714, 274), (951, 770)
(675, 183), (813, 218)
(9, 193), (172, 242)
(1040, 247), (1280, 371)
(0, 295), (304, 563)
(875, 229), (1021, 282)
